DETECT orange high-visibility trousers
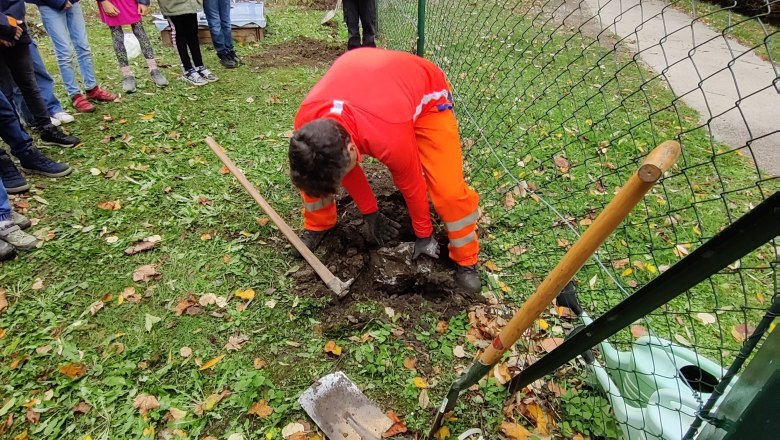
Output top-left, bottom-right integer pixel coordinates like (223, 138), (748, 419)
(415, 110), (480, 266)
(301, 192), (337, 232)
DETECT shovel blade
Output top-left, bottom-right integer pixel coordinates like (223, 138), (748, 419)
(320, 9), (336, 25)
(300, 372), (393, 440)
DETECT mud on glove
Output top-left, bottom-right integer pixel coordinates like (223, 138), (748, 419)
(413, 235), (440, 259)
(365, 212), (401, 245)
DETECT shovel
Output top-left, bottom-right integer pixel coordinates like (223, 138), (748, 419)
(321, 0), (342, 25)
(300, 372), (394, 439)
(205, 137), (353, 298)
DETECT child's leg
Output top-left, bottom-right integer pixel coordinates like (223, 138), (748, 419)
(182, 14), (204, 68)
(65, 2), (98, 91)
(167, 15), (194, 71)
(110, 26), (132, 76)
(130, 22), (157, 70)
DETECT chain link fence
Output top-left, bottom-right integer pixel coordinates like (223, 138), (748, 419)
(379, 0), (778, 438)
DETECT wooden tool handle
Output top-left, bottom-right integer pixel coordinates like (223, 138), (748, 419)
(480, 141), (680, 365)
(205, 137), (348, 297)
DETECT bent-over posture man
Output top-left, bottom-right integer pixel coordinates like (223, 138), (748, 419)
(289, 48), (482, 293)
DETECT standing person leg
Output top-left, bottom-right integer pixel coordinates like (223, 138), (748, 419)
(65, 3), (115, 102)
(0, 177), (39, 252)
(180, 13), (218, 83)
(219, 0), (236, 63)
(130, 22), (168, 87)
(0, 179), (14, 259)
(14, 40), (69, 126)
(37, 5), (89, 111)
(203, 0), (234, 67)
(414, 110), (482, 293)
(110, 26), (137, 93)
(342, 0), (361, 50)
(168, 15), (206, 86)
(358, 0), (377, 47)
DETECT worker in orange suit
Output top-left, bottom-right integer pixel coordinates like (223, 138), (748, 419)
(288, 48), (481, 293)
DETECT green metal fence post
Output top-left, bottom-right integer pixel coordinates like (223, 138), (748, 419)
(416, 0), (426, 56)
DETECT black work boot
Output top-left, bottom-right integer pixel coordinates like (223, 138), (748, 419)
(218, 52), (238, 69)
(0, 239), (15, 261)
(455, 264), (482, 294)
(292, 229), (329, 258)
(37, 124), (81, 147)
(17, 147), (72, 178)
(0, 154), (29, 194)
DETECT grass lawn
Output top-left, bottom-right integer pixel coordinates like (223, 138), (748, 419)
(1, 1), (777, 440)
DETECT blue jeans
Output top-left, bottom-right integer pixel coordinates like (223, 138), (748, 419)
(38, 2), (97, 97)
(0, 178), (10, 222)
(13, 40), (65, 125)
(203, 0), (234, 54)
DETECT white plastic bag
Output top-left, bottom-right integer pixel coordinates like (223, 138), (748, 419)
(124, 33), (141, 59)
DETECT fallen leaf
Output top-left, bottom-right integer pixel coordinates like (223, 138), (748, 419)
(436, 320), (449, 333)
(253, 358), (267, 369)
(418, 389), (430, 409)
(120, 287), (141, 303)
(97, 200), (121, 211)
(167, 407), (186, 421)
(12, 430), (28, 440)
(133, 394), (160, 416)
(556, 238), (570, 248)
(696, 313), (717, 325)
(631, 325), (648, 338)
(141, 113), (155, 121)
(539, 337), (564, 353)
(197, 195), (212, 206)
(0, 289), (7, 313)
(200, 233), (212, 241)
(493, 362), (511, 385)
(0, 328), (6, 339)
(403, 357), (416, 370)
(553, 155), (571, 173)
(537, 319), (549, 331)
(219, 165), (230, 175)
(324, 340), (343, 356)
(73, 402), (91, 414)
(124, 239), (159, 255)
(195, 390), (231, 415)
(413, 377), (428, 389)
(527, 403), (554, 435)
(235, 288), (255, 300)
(484, 260), (500, 272)
(674, 244), (690, 257)
(434, 426), (451, 440)
(199, 293), (217, 306)
(509, 245), (527, 255)
(283, 130), (294, 139)
(731, 324), (755, 343)
(227, 434), (245, 440)
(264, 299), (276, 309)
(674, 334), (692, 346)
(59, 363), (87, 379)
(384, 306), (395, 318)
(588, 274), (598, 288)
(256, 217), (270, 226)
(199, 354), (225, 370)
(501, 422), (531, 440)
(133, 264), (161, 282)
(144, 313), (162, 332)
(31, 279), (44, 290)
(25, 407), (39, 424)
(88, 300), (103, 316)
(453, 345), (466, 358)
(225, 334), (250, 351)
(383, 410), (408, 438)
(105, 236), (119, 244)
(503, 192), (517, 210)
(248, 400), (273, 418)
(35, 345), (52, 355)
(10, 354), (29, 369)
(282, 422), (305, 438)
(611, 258), (630, 269)
(179, 347), (192, 357)
(172, 295), (198, 315)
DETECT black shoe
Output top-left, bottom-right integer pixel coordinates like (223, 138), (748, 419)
(229, 50), (241, 65)
(219, 52), (238, 69)
(455, 264), (482, 294)
(0, 154), (29, 194)
(17, 147), (73, 178)
(37, 125), (81, 147)
(292, 229), (329, 258)
(0, 239), (16, 261)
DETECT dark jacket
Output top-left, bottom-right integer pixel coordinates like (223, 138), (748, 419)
(0, 0), (30, 44)
(0, 13), (18, 41)
(24, 0), (79, 11)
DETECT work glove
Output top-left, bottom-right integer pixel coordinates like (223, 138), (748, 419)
(365, 212), (401, 245)
(413, 236), (440, 259)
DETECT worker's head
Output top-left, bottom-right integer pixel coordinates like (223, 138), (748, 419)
(289, 119), (358, 197)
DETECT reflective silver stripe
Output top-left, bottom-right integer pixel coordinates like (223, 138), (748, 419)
(304, 196), (334, 212)
(445, 209), (480, 232)
(450, 232), (477, 248)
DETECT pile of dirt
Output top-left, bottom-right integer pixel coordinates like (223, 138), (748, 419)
(249, 37), (344, 70)
(297, 0), (334, 10)
(293, 164), (480, 333)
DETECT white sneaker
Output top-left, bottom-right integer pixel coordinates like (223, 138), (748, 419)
(183, 69), (208, 86)
(50, 117), (62, 126)
(54, 112), (75, 124)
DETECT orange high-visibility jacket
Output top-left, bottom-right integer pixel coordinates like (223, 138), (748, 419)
(293, 48), (454, 238)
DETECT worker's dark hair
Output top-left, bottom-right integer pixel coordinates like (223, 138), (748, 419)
(289, 118), (351, 197)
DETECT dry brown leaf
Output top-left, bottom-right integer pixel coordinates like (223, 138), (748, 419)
(133, 394), (160, 416)
(696, 312), (717, 325)
(556, 238), (570, 248)
(503, 192), (517, 210)
(324, 340), (343, 356)
(282, 422), (305, 438)
(493, 362), (512, 385)
(132, 264), (161, 282)
(257, 217), (270, 226)
(484, 260), (500, 272)
(539, 337), (564, 353)
(25, 407), (39, 424)
(88, 300), (104, 316)
(553, 155), (571, 173)
(403, 357), (416, 370)
(179, 347), (193, 357)
(674, 244), (690, 257)
(0, 289), (7, 313)
(731, 324), (755, 343)
(120, 287), (141, 303)
(10, 354), (29, 369)
(418, 389), (430, 409)
(453, 345), (466, 358)
(435, 320), (449, 333)
(225, 334), (249, 351)
(611, 258), (630, 269)
(248, 400), (273, 418)
(12, 430), (28, 440)
(527, 403), (554, 435)
(59, 363), (87, 379)
(501, 422), (531, 440)
(413, 377), (428, 389)
(509, 245), (527, 255)
(197, 195), (212, 206)
(631, 325), (648, 338)
(674, 334), (692, 346)
(166, 407), (186, 421)
(124, 239), (158, 255)
(31, 279), (44, 290)
(97, 200), (122, 211)
(253, 358), (267, 369)
(199, 354), (225, 371)
(195, 390), (231, 415)
(219, 165), (230, 175)
(73, 402), (91, 414)
(382, 410), (408, 438)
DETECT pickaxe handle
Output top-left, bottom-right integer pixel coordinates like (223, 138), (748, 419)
(205, 137), (351, 297)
